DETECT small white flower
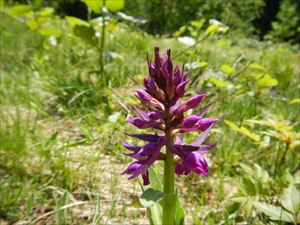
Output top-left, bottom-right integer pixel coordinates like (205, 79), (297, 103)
(49, 36), (57, 46)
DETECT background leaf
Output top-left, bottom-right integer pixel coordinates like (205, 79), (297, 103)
(139, 188), (165, 208)
(73, 25), (96, 46)
(66, 16), (90, 27)
(280, 185), (300, 215)
(148, 167), (162, 191)
(221, 64), (235, 75)
(254, 202), (293, 222)
(8, 5), (32, 16)
(82, 0), (124, 13)
(175, 189), (185, 225)
(256, 74), (278, 87)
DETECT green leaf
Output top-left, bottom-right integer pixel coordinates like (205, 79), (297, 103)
(0, 0), (4, 11)
(38, 27), (61, 37)
(26, 20), (38, 30)
(26, 193), (35, 217)
(191, 20), (204, 29)
(255, 74), (278, 87)
(206, 24), (219, 36)
(147, 203), (162, 225)
(209, 77), (228, 88)
(175, 189), (185, 225)
(254, 202), (294, 222)
(32, 0), (43, 9)
(73, 25), (96, 46)
(224, 120), (240, 131)
(243, 176), (257, 196)
(38, 7), (54, 16)
(174, 25), (187, 37)
(231, 196), (255, 213)
(66, 16), (96, 45)
(66, 16), (90, 27)
(206, 19), (229, 36)
(148, 166), (162, 191)
(221, 64), (235, 75)
(224, 120), (260, 141)
(82, 0), (124, 13)
(140, 183), (162, 225)
(249, 63), (266, 71)
(280, 185), (300, 215)
(240, 163), (255, 177)
(199, 61), (208, 69)
(139, 188), (165, 208)
(254, 164), (270, 183)
(8, 5), (32, 16)
(289, 98), (300, 104)
(82, 0), (103, 13)
(45, 131), (58, 149)
(239, 127), (261, 142)
(106, 0), (124, 12)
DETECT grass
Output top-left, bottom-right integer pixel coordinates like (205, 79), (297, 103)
(1, 10), (299, 225)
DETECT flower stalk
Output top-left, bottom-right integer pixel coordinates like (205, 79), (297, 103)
(163, 130), (175, 224)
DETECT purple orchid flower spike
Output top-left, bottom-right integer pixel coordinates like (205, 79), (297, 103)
(122, 47), (218, 185)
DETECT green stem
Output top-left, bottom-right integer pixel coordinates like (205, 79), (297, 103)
(163, 131), (175, 225)
(99, 0), (106, 81)
(276, 142), (290, 174)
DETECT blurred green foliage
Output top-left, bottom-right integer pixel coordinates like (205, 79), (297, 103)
(265, 0), (300, 41)
(5, 0), (300, 41)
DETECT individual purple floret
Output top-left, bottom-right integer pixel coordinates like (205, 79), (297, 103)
(122, 47), (218, 185)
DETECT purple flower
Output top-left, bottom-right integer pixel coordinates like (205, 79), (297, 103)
(121, 137), (167, 185)
(122, 47), (218, 184)
(172, 125), (216, 176)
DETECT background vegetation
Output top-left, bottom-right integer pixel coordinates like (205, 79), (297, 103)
(0, 0), (299, 224)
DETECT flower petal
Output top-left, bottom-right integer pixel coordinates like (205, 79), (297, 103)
(176, 143), (216, 154)
(126, 133), (160, 142)
(128, 163), (149, 179)
(137, 143), (157, 155)
(142, 170), (150, 185)
(144, 78), (165, 102)
(183, 152), (208, 176)
(121, 141), (141, 152)
(175, 144), (199, 152)
(197, 104), (212, 118)
(135, 90), (165, 110)
(175, 163), (191, 175)
(183, 115), (201, 128)
(126, 118), (162, 129)
(196, 118), (219, 131)
(192, 124), (214, 146)
(175, 80), (189, 99)
(195, 143), (216, 154)
(121, 161), (143, 175)
(148, 110), (163, 120)
(133, 106), (149, 121)
(174, 94), (207, 114)
(173, 65), (181, 85)
(174, 135), (183, 145)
